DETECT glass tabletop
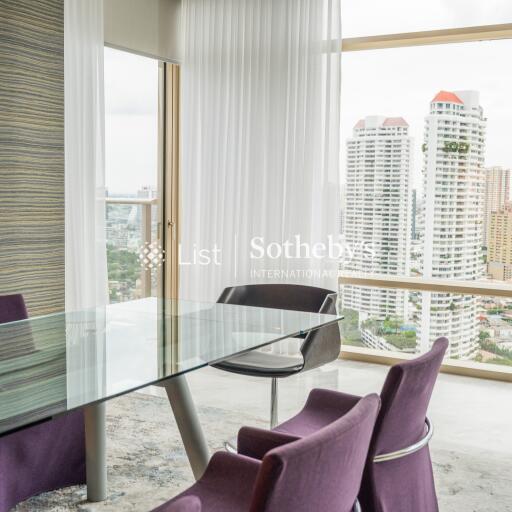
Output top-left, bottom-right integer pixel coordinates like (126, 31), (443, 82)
(0, 297), (341, 436)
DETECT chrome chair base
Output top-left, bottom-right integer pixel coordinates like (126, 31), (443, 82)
(373, 417), (433, 463)
(224, 437), (237, 453)
(224, 377), (279, 453)
(270, 377), (278, 428)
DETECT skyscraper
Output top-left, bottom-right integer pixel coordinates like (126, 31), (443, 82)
(487, 206), (512, 281)
(342, 116), (412, 320)
(419, 91), (486, 358)
(483, 166), (510, 247)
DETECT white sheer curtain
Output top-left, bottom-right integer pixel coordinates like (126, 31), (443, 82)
(64, 0), (107, 312)
(180, 0), (342, 302)
(64, 0), (107, 404)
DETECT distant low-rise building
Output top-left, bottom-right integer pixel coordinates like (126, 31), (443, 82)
(485, 315), (512, 341)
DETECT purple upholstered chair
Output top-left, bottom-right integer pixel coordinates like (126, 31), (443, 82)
(237, 337), (448, 512)
(0, 294), (86, 512)
(152, 393), (380, 512)
(359, 337), (448, 512)
(166, 497), (202, 511)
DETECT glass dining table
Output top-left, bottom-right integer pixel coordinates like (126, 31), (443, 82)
(0, 297), (342, 502)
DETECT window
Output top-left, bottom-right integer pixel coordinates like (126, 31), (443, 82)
(104, 48), (160, 303)
(339, 18), (512, 375)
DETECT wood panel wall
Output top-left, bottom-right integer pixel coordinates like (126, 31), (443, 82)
(0, 0), (65, 316)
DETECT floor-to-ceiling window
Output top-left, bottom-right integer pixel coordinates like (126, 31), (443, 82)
(338, 1), (512, 376)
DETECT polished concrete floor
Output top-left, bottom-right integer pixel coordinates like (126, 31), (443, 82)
(174, 359), (512, 511)
(16, 358), (512, 511)
(180, 359), (512, 457)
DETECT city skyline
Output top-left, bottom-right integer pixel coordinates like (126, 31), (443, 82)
(340, 89), (512, 361)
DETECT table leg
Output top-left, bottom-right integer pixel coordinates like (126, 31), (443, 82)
(163, 374), (210, 480)
(84, 402), (107, 502)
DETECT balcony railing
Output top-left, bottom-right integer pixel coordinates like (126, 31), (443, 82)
(106, 197), (158, 301)
(339, 272), (512, 381)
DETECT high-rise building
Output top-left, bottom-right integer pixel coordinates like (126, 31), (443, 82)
(483, 166), (510, 247)
(487, 206), (512, 280)
(411, 189), (418, 240)
(419, 90), (486, 359)
(342, 116), (412, 320)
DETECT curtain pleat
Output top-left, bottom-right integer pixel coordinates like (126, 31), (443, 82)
(64, 0), (107, 311)
(180, 0), (342, 302)
(64, 0), (107, 404)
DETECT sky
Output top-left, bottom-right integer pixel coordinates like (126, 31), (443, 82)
(340, 0), (512, 190)
(340, 0), (512, 38)
(104, 1), (512, 195)
(104, 48), (159, 195)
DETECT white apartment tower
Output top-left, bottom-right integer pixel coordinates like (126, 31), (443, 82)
(420, 91), (486, 358)
(342, 116), (412, 320)
(483, 166), (510, 246)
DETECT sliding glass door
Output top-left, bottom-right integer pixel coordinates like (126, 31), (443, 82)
(104, 47), (162, 303)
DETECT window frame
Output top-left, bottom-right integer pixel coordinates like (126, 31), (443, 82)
(339, 23), (512, 381)
(342, 23), (512, 52)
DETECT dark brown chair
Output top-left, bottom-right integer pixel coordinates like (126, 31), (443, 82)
(212, 284), (341, 427)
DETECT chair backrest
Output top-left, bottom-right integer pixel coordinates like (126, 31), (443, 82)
(0, 294), (34, 361)
(0, 294), (28, 324)
(250, 393), (380, 512)
(217, 284), (333, 313)
(217, 284), (341, 370)
(370, 337), (448, 458)
(300, 293), (341, 371)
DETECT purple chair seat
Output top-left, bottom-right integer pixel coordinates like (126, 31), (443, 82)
(152, 394), (380, 512)
(154, 452), (259, 512)
(237, 338), (449, 512)
(166, 496), (202, 511)
(274, 387), (360, 436)
(0, 294), (86, 512)
(237, 387), (361, 460)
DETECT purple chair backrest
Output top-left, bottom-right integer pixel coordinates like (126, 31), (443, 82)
(250, 393), (380, 512)
(371, 337), (448, 458)
(0, 294), (36, 361)
(0, 294), (28, 324)
(168, 496), (202, 511)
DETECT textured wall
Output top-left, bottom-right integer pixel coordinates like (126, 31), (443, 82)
(0, 0), (64, 316)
